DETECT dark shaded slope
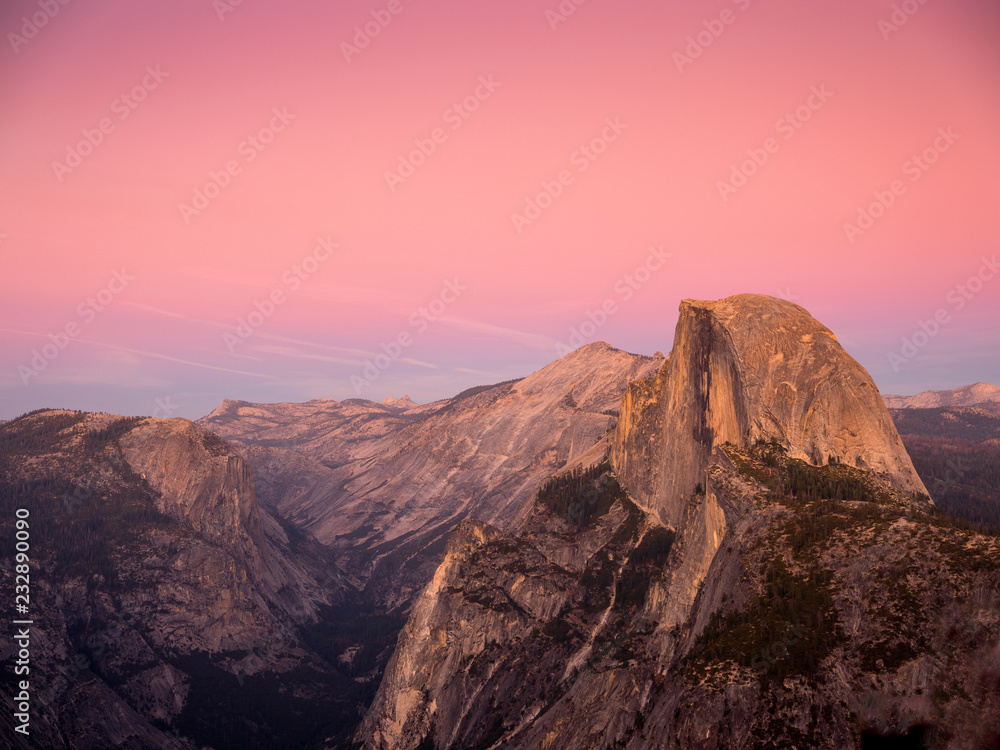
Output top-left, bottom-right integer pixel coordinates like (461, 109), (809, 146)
(891, 403), (1000, 531)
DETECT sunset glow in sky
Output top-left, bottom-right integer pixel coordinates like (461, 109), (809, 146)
(2, 0), (999, 419)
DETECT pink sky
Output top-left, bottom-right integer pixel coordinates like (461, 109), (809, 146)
(2, 0), (999, 419)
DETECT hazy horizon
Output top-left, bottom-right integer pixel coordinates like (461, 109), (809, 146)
(2, 325), (997, 423)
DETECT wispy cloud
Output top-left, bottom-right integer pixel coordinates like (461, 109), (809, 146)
(251, 331), (374, 358)
(117, 301), (189, 319)
(251, 344), (364, 366)
(399, 358), (440, 370)
(437, 317), (558, 350)
(1, 328), (276, 380)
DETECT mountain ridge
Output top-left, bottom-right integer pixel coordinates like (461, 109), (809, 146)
(883, 381), (1000, 409)
(198, 341), (662, 607)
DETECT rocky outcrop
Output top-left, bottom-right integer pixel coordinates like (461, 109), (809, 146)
(383, 394), (420, 410)
(360, 499), (652, 750)
(362, 519), (578, 750)
(120, 418), (263, 552)
(612, 294), (929, 527)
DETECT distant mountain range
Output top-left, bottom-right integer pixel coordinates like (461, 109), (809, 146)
(883, 381), (1000, 409)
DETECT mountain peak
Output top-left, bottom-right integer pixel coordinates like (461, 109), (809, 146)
(679, 293), (839, 341)
(613, 293), (927, 526)
(513, 341), (658, 412)
(381, 394), (419, 409)
(573, 340), (614, 353)
(119, 417), (264, 549)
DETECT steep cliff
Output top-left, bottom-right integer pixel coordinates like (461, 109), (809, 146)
(361, 477), (652, 750)
(120, 418), (263, 555)
(612, 294), (928, 528)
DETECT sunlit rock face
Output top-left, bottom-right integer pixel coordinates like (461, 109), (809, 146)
(612, 294), (929, 526)
(120, 418), (264, 552)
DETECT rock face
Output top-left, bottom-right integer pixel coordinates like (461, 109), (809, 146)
(200, 342), (662, 606)
(612, 294), (929, 527)
(883, 381), (1000, 409)
(120, 418), (263, 553)
(360, 494), (649, 750)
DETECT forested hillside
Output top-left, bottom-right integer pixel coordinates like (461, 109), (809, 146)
(891, 403), (1000, 530)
